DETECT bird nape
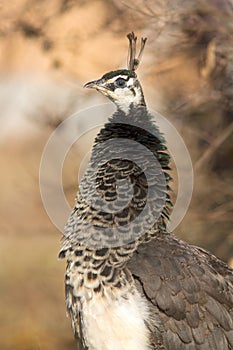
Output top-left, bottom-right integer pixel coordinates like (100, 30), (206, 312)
(59, 32), (233, 350)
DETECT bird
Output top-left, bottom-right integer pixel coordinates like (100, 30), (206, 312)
(59, 32), (233, 350)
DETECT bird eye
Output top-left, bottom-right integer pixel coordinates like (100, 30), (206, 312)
(115, 78), (126, 88)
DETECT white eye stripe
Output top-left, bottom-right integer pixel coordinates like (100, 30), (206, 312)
(107, 75), (129, 84)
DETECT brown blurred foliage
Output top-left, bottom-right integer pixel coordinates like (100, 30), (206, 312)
(0, 0), (232, 349)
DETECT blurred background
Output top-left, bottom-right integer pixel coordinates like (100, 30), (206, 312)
(0, 0), (232, 349)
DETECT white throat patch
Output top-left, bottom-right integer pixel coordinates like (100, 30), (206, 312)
(110, 77), (144, 113)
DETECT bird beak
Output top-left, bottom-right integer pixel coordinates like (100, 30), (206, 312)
(83, 79), (109, 95)
(84, 80), (98, 89)
(84, 79), (103, 89)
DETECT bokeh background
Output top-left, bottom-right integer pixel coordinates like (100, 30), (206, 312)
(0, 0), (232, 349)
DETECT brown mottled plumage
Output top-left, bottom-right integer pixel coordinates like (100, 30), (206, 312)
(59, 33), (233, 350)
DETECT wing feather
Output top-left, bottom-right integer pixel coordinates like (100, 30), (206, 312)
(128, 234), (233, 349)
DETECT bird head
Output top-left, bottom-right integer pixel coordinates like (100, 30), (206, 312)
(84, 32), (147, 113)
(84, 69), (145, 112)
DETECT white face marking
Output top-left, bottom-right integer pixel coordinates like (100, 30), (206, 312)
(100, 75), (144, 113)
(81, 288), (151, 350)
(107, 75), (129, 84)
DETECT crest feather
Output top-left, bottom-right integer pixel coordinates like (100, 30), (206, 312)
(127, 32), (147, 71)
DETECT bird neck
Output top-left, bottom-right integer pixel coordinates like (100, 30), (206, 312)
(110, 104), (150, 126)
(114, 84), (146, 114)
(94, 106), (172, 235)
